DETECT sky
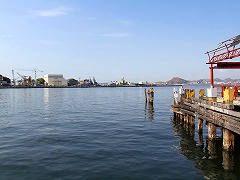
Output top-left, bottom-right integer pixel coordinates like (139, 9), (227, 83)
(0, 0), (240, 83)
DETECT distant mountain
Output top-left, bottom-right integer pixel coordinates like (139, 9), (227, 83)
(187, 78), (239, 84)
(154, 77), (239, 86)
(223, 78), (238, 82)
(166, 77), (189, 85)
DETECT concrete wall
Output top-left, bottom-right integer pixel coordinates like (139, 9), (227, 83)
(44, 74), (67, 86)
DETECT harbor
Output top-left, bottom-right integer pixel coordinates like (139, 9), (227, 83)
(2, 1), (240, 179)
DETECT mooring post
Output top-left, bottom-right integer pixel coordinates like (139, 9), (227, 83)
(208, 122), (216, 140)
(198, 118), (203, 134)
(144, 89), (147, 103)
(179, 86), (185, 104)
(199, 89), (205, 99)
(207, 86), (217, 102)
(147, 88), (154, 104)
(223, 87), (234, 104)
(148, 101), (154, 120)
(223, 128), (235, 151)
(173, 87), (178, 105)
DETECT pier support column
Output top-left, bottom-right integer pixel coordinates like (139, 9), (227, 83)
(198, 118), (203, 134)
(189, 120), (195, 137)
(189, 116), (195, 126)
(183, 114), (187, 123)
(223, 128), (235, 151)
(222, 151), (234, 170)
(198, 133), (204, 146)
(208, 123), (216, 140)
(207, 139), (216, 159)
(174, 113), (176, 120)
(179, 114), (182, 121)
(187, 114), (191, 124)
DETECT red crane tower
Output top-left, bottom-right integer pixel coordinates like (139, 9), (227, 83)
(206, 35), (240, 87)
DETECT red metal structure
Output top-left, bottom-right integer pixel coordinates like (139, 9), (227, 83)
(206, 35), (240, 87)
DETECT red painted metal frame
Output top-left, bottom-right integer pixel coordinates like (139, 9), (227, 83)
(215, 62), (240, 69)
(209, 47), (240, 63)
(205, 35), (240, 87)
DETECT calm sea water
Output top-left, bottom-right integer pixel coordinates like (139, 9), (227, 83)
(0, 86), (240, 179)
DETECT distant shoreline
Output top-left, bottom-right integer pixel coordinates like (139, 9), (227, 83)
(0, 84), (205, 89)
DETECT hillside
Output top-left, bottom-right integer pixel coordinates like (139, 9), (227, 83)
(166, 77), (189, 85)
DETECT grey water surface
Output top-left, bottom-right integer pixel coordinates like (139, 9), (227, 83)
(0, 86), (239, 179)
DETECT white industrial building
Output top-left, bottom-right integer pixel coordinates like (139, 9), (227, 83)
(44, 74), (67, 87)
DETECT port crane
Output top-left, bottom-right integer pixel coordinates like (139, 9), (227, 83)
(206, 35), (240, 87)
(16, 72), (28, 86)
(18, 69), (43, 86)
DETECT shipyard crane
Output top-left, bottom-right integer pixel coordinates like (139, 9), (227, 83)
(16, 72), (28, 86)
(18, 69), (43, 86)
(206, 35), (240, 87)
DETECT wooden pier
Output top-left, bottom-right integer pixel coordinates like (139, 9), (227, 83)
(171, 87), (240, 151)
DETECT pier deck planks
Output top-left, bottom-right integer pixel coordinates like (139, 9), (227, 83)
(172, 97), (240, 135)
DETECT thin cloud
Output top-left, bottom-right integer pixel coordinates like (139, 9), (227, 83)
(102, 33), (133, 38)
(29, 6), (72, 17)
(119, 19), (132, 25)
(0, 34), (12, 39)
(82, 17), (96, 21)
(39, 40), (61, 46)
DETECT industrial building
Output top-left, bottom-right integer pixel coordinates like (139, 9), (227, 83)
(44, 74), (67, 87)
(0, 74), (11, 86)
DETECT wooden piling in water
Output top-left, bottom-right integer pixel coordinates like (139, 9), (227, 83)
(223, 128), (235, 151)
(208, 122), (216, 140)
(184, 114), (187, 123)
(189, 115), (195, 126)
(222, 150), (234, 171)
(207, 139), (216, 158)
(180, 114), (184, 122)
(198, 133), (204, 146)
(147, 88), (154, 104)
(198, 118), (203, 134)
(144, 89), (147, 103)
(174, 112), (177, 120)
(171, 86), (240, 151)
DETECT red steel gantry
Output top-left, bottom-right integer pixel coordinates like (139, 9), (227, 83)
(206, 35), (240, 87)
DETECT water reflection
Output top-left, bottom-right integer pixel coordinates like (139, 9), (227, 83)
(222, 151), (234, 171)
(43, 88), (49, 105)
(145, 101), (154, 121)
(171, 117), (240, 179)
